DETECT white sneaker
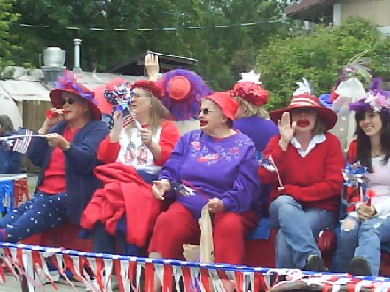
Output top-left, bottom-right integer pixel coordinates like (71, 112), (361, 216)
(36, 269), (60, 285)
(85, 279), (98, 291)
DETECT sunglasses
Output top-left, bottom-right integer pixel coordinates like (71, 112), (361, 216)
(61, 98), (76, 106)
(199, 108), (216, 115)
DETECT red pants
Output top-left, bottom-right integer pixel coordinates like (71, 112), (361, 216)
(148, 202), (258, 265)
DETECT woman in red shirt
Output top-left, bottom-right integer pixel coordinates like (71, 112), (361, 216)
(259, 92), (344, 271)
(81, 80), (180, 255)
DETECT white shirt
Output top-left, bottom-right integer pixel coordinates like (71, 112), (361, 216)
(368, 157), (390, 217)
(290, 134), (326, 157)
(116, 127), (162, 174)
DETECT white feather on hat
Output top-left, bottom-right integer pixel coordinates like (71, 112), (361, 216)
(293, 78), (312, 96)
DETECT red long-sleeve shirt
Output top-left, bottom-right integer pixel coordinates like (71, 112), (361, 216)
(259, 133), (345, 212)
(98, 120), (179, 166)
(38, 127), (77, 194)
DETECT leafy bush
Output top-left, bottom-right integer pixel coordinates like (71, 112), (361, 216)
(258, 18), (390, 110)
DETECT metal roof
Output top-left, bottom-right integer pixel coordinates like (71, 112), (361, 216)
(108, 51), (197, 76)
(0, 69), (145, 102)
(285, 0), (335, 20)
(0, 80), (50, 101)
(75, 72), (144, 90)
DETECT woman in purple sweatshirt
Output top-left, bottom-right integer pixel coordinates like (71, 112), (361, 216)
(148, 91), (261, 265)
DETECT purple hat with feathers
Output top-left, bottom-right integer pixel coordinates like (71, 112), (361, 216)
(50, 70), (102, 120)
(157, 69), (213, 121)
(349, 78), (390, 113)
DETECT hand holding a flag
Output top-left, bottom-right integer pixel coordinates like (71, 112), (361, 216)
(109, 111), (123, 143)
(112, 111), (123, 130)
(46, 133), (70, 151)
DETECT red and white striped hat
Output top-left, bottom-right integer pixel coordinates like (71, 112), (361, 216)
(269, 93), (337, 130)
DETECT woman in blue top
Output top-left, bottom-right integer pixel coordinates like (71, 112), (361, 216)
(0, 71), (108, 243)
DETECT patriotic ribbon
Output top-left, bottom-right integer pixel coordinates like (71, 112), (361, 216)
(1, 242), (390, 292)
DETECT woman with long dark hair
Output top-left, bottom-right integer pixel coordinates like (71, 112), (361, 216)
(334, 84), (390, 276)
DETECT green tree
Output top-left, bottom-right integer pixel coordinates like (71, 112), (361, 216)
(179, 0), (291, 89)
(0, 0), (19, 77)
(11, 0), (290, 90)
(257, 18), (390, 111)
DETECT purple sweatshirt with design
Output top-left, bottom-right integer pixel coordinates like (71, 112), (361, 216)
(159, 130), (261, 218)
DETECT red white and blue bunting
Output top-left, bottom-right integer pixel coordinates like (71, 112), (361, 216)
(1, 242), (390, 291)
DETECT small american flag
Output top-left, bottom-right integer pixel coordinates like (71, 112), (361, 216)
(12, 128), (34, 154)
(257, 152), (284, 190)
(256, 151), (277, 172)
(122, 113), (134, 128)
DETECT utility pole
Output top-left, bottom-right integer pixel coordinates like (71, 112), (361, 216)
(162, 9), (186, 37)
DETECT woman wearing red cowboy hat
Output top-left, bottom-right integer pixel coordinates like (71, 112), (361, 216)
(259, 84), (344, 271)
(0, 70), (108, 243)
(80, 80), (180, 256)
(149, 92), (261, 278)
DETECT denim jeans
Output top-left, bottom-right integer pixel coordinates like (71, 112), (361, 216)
(333, 215), (390, 276)
(270, 195), (335, 269)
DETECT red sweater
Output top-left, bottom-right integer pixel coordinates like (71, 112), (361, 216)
(259, 133), (345, 212)
(97, 120), (179, 166)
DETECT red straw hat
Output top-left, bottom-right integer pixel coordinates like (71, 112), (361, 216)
(269, 93), (337, 130)
(50, 71), (101, 120)
(131, 80), (163, 99)
(204, 92), (239, 120)
(231, 82), (269, 106)
(230, 70), (269, 106)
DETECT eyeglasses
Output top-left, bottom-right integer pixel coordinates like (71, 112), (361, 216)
(199, 108), (216, 115)
(61, 98), (75, 106)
